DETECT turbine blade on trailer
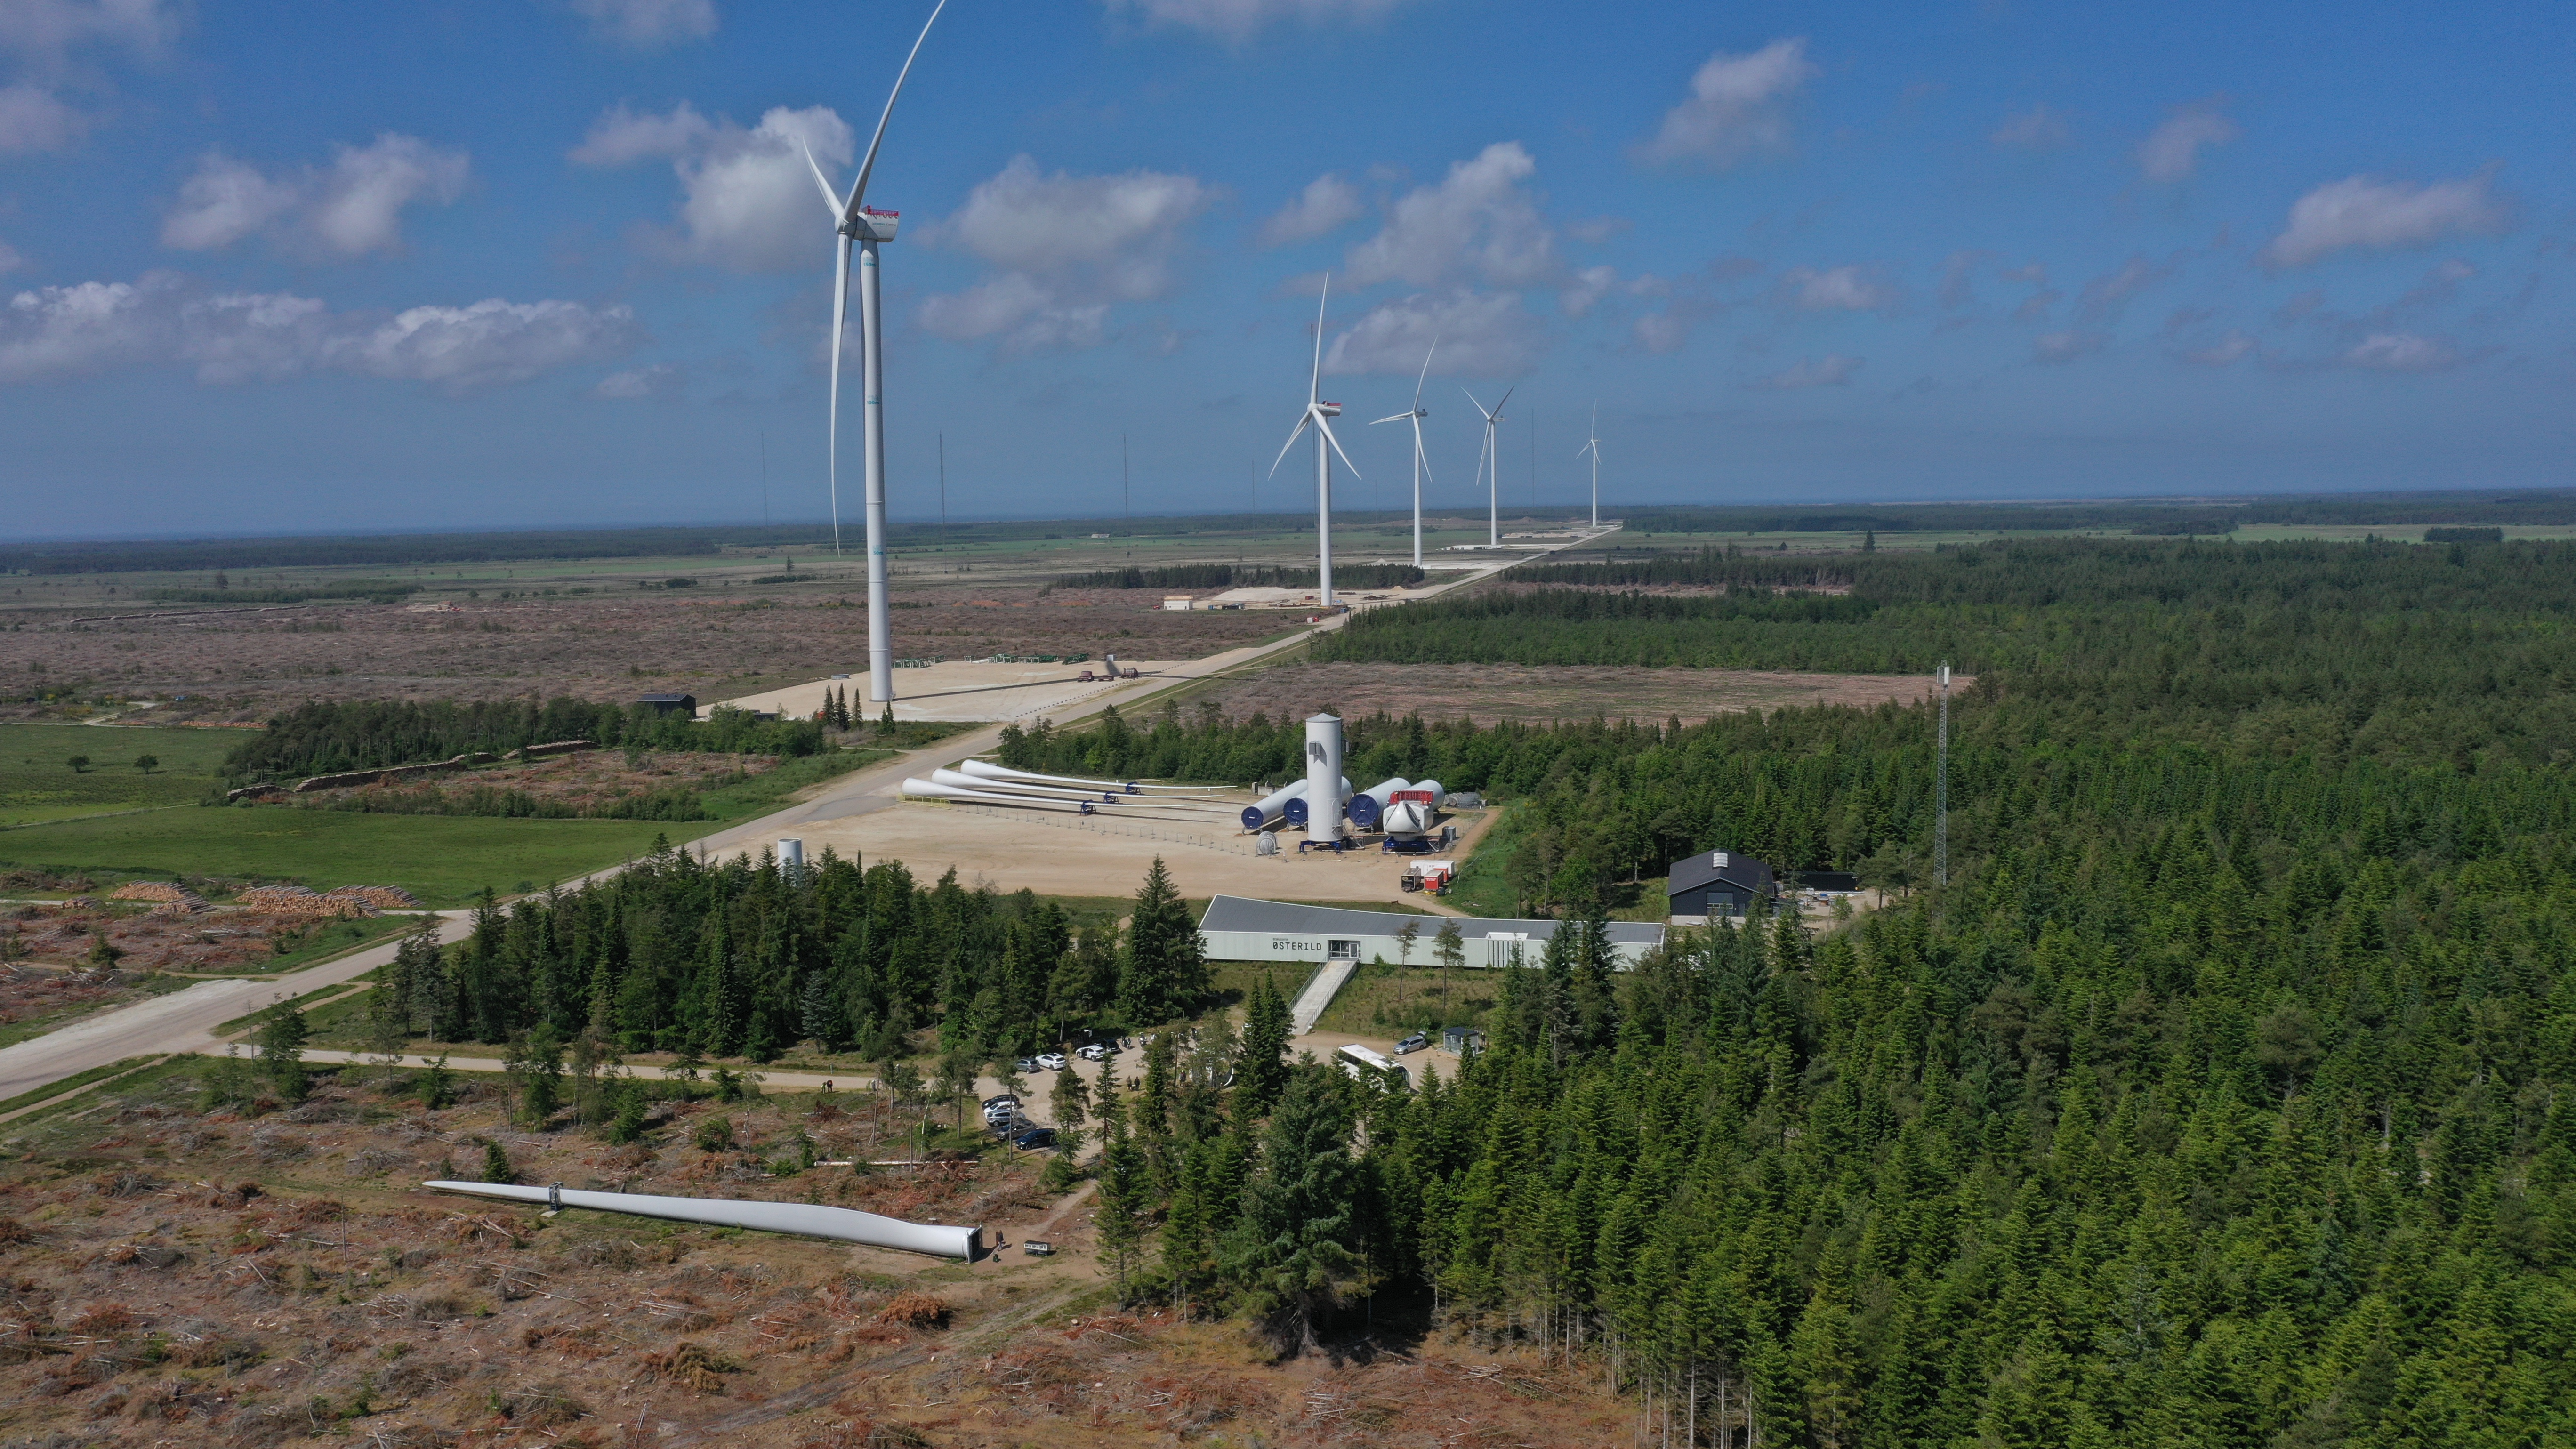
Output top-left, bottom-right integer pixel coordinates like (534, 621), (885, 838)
(844, 0), (950, 223)
(1313, 409), (1361, 478)
(957, 759), (1211, 793)
(1268, 412), (1313, 478)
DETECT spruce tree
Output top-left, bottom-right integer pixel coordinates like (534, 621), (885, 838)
(1237, 972), (1292, 1117)
(256, 998), (311, 1102)
(1224, 1065), (1366, 1354)
(1117, 857), (1206, 1025)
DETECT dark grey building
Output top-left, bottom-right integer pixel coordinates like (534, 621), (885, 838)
(1666, 851), (1776, 923)
(637, 692), (698, 715)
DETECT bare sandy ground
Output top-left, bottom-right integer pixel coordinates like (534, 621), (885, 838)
(744, 775), (1499, 905)
(718, 659), (1179, 724)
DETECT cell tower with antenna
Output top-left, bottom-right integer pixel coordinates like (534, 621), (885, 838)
(1935, 663), (1950, 888)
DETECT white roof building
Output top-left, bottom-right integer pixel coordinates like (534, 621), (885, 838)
(1196, 894), (1666, 969)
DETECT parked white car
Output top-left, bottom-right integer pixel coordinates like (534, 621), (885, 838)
(1036, 1052), (1068, 1071)
(1076, 1044), (1112, 1062)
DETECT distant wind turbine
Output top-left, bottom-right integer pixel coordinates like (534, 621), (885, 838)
(1372, 337), (1438, 569)
(799, 0), (947, 707)
(1464, 384), (1515, 548)
(1576, 403), (1600, 529)
(1269, 274), (1360, 605)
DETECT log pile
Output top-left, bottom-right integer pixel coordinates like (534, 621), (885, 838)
(326, 885), (421, 910)
(233, 886), (372, 918)
(106, 881), (210, 914)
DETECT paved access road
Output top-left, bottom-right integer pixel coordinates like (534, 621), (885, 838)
(0, 531), (1609, 1108)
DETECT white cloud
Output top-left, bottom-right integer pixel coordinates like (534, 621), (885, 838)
(1637, 38), (1816, 168)
(1751, 353), (1862, 389)
(2260, 169), (2509, 269)
(593, 362), (683, 398)
(2033, 330), (2104, 363)
(1344, 142), (1555, 289)
(574, 103), (854, 273)
(2182, 330), (2256, 366)
(1560, 265), (1617, 319)
(0, 270), (640, 390)
(1103, 0), (1412, 45)
(2344, 332), (2459, 372)
(1259, 173), (1362, 247)
(571, 0), (717, 47)
(0, 0), (180, 61)
(161, 135), (470, 259)
(1781, 265), (1896, 312)
(2077, 252), (2180, 323)
(1632, 312), (1689, 354)
(568, 101), (713, 166)
(1323, 290), (1535, 376)
(0, 82), (82, 153)
(2137, 98), (2237, 183)
(1990, 104), (2070, 152)
(919, 154), (1210, 354)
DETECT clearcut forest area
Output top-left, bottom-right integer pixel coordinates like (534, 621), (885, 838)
(3, 516), (2576, 1448)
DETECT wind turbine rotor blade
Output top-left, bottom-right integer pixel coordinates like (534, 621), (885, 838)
(1413, 423), (1433, 485)
(1413, 335), (1438, 407)
(844, 0), (950, 221)
(799, 141), (844, 219)
(1314, 410), (1361, 478)
(1494, 384), (1517, 414)
(1268, 414), (1313, 478)
(827, 235), (853, 554)
(1308, 273), (1329, 404)
(1462, 386), (1490, 419)
(1371, 411), (1413, 426)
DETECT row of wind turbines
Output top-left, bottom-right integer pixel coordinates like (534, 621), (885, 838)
(802, 1), (1605, 701)
(1271, 275), (1605, 609)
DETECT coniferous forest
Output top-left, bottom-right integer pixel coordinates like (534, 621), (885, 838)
(411, 537), (2576, 1445)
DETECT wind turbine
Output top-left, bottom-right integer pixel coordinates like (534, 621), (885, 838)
(1269, 274), (1360, 606)
(1464, 384), (1515, 548)
(1576, 403), (1599, 530)
(1372, 337), (1437, 569)
(800, 0), (947, 708)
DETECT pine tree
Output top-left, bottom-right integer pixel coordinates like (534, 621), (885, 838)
(1238, 973), (1293, 1116)
(256, 998), (311, 1102)
(1117, 857), (1207, 1025)
(1224, 1066), (1366, 1354)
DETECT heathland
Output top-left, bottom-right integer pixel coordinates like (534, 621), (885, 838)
(4, 502), (2576, 1448)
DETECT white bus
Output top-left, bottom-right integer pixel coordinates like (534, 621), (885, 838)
(1336, 1043), (1411, 1092)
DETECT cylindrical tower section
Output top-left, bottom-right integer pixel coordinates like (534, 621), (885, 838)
(779, 838), (805, 886)
(1304, 713), (1345, 845)
(1282, 776), (1350, 826)
(1241, 779), (1309, 832)
(1382, 779), (1447, 836)
(1347, 777), (1410, 831)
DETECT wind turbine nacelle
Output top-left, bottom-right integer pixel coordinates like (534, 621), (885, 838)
(856, 208), (900, 243)
(1317, 401), (1342, 416)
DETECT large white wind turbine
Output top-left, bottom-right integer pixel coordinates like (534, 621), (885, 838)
(1372, 337), (1438, 569)
(1576, 403), (1600, 529)
(800, 0), (947, 708)
(1464, 384), (1515, 548)
(1269, 274), (1361, 606)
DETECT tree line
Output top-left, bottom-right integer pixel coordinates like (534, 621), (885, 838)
(364, 843), (1209, 1067)
(223, 697), (829, 782)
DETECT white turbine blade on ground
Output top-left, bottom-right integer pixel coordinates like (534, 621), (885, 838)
(799, 141), (844, 218)
(1268, 412), (1313, 477)
(843, 0), (950, 223)
(1313, 408), (1361, 477)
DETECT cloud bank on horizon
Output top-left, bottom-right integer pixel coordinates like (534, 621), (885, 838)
(0, 0), (2567, 532)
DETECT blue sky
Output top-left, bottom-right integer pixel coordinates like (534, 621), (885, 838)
(0, 0), (2569, 537)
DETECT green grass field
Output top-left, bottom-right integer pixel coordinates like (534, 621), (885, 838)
(1311, 961), (1499, 1039)
(0, 722), (254, 827)
(0, 810), (680, 906)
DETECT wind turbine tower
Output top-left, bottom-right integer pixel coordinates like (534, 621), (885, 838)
(1371, 337), (1438, 568)
(1465, 386), (1515, 548)
(801, 0), (947, 707)
(1270, 275), (1360, 605)
(1577, 403), (1600, 530)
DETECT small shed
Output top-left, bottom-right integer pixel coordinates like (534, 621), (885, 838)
(638, 692), (697, 715)
(1666, 851), (1776, 924)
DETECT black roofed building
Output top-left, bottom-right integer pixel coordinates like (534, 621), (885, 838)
(637, 692), (697, 715)
(1666, 851), (1777, 924)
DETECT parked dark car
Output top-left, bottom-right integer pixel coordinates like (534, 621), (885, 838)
(1012, 1127), (1058, 1151)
